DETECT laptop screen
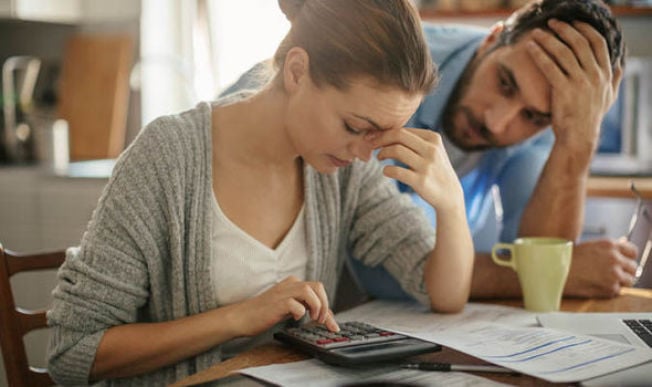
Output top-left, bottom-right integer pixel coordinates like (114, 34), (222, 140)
(628, 197), (652, 287)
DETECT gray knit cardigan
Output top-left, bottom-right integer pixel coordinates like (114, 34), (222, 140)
(46, 99), (435, 386)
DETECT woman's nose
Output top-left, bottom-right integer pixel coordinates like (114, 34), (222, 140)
(350, 138), (374, 162)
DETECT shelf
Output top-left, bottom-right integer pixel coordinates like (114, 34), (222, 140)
(419, 5), (652, 19)
(587, 176), (652, 199)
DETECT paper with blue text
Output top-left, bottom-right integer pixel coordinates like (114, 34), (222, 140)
(336, 301), (652, 383)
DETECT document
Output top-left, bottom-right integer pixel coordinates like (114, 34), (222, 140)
(336, 300), (539, 329)
(336, 301), (652, 383)
(239, 358), (508, 387)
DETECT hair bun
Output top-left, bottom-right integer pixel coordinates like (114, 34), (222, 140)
(278, 0), (305, 22)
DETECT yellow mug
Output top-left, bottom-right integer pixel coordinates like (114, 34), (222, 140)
(492, 237), (573, 312)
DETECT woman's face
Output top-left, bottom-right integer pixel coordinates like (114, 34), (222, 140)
(285, 76), (422, 174)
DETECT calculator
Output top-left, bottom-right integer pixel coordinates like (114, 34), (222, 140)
(273, 321), (441, 366)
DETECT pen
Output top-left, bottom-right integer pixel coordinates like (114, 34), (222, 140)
(401, 362), (515, 374)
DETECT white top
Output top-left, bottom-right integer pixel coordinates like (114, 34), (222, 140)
(210, 193), (308, 306)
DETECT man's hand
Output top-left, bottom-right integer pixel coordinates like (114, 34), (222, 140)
(517, 20), (624, 240)
(527, 19), (623, 158)
(564, 238), (638, 298)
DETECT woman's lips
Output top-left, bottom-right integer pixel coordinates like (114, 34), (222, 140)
(329, 155), (352, 168)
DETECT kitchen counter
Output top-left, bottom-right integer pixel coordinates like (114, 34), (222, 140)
(59, 158), (115, 178)
(0, 158), (115, 179)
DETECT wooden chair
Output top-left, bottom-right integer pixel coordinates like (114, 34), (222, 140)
(0, 243), (65, 387)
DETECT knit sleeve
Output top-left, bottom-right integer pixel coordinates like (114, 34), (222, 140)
(46, 117), (182, 385)
(345, 159), (435, 307)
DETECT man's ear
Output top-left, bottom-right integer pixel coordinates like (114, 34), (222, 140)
(477, 22), (505, 56)
(283, 47), (310, 94)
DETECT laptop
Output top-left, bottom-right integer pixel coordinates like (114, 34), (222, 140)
(629, 195), (652, 288)
(537, 194), (652, 386)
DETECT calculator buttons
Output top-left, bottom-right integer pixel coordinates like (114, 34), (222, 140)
(274, 320), (442, 366)
(280, 321), (406, 349)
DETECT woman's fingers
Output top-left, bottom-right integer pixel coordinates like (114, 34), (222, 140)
(382, 164), (419, 188)
(373, 128), (443, 171)
(376, 143), (423, 170)
(310, 281), (331, 324)
(369, 127), (436, 158)
(322, 309), (340, 332)
(277, 277), (339, 331)
(286, 298), (307, 321)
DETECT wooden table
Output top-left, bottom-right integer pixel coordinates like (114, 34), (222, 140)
(171, 288), (652, 387)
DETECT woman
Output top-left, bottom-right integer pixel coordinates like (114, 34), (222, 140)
(47, 0), (474, 385)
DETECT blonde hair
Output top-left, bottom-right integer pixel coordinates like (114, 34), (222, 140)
(273, 0), (437, 94)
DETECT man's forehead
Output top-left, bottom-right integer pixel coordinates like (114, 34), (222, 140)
(496, 40), (552, 114)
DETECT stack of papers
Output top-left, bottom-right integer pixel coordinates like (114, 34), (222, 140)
(337, 301), (652, 383)
(237, 301), (652, 385)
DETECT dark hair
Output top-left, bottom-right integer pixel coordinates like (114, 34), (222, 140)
(499, 0), (625, 69)
(274, 0), (437, 94)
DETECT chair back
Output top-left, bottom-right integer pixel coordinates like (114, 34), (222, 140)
(0, 243), (65, 387)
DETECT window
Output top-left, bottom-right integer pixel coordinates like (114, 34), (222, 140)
(139, 0), (290, 125)
(206, 0), (290, 96)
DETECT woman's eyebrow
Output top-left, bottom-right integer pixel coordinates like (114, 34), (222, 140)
(352, 114), (390, 131)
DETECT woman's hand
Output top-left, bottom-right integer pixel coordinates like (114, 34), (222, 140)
(369, 128), (463, 213)
(369, 127), (473, 312)
(230, 276), (339, 337)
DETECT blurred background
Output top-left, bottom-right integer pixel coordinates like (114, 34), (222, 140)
(0, 1), (651, 386)
(1, 0), (650, 167)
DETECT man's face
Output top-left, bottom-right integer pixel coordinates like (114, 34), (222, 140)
(442, 30), (553, 151)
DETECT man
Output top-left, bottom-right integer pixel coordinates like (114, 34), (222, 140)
(349, 0), (638, 301)
(222, 0), (638, 300)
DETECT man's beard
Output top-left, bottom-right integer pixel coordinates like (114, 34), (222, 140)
(440, 54), (497, 152)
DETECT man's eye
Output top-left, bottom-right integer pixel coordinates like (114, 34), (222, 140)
(499, 75), (513, 96)
(524, 110), (550, 127)
(344, 123), (362, 135)
(533, 116), (550, 127)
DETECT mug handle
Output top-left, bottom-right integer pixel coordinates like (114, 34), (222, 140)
(492, 243), (516, 271)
